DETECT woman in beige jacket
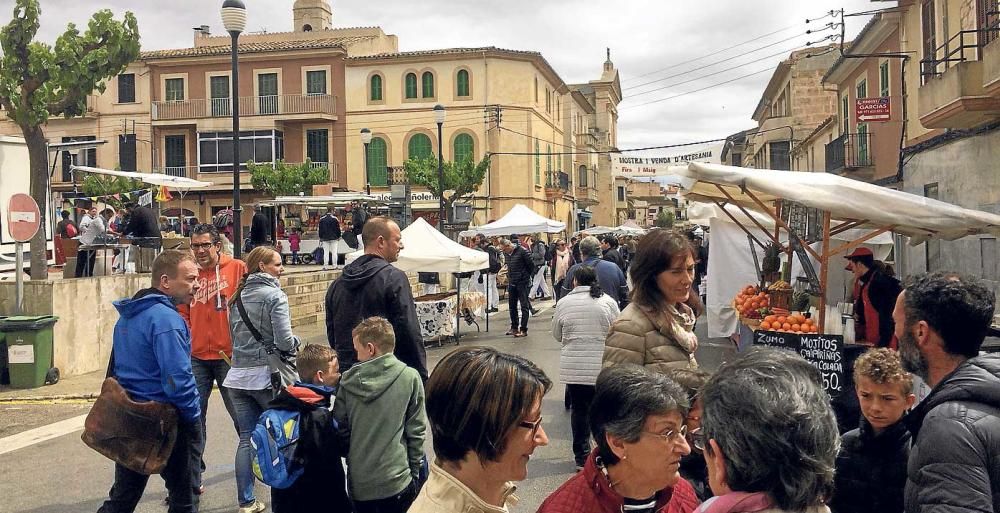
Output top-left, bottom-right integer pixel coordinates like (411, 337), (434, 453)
(604, 229), (699, 372)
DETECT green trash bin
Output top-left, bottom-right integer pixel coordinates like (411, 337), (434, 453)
(0, 316), (59, 389)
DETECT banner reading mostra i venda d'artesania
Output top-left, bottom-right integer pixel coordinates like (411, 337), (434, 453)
(611, 143), (723, 178)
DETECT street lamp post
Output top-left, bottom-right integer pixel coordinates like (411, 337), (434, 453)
(222, 0), (246, 258)
(361, 128), (372, 196)
(434, 104), (446, 231)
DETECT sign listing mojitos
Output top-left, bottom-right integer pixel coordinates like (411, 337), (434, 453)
(611, 143), (723, 178)
(753, 331), (845, 395)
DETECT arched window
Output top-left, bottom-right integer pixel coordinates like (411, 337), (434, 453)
(408, 133), (433, 160)
(367, 137), (388, 186)
(534, 139), (540, 183)
(546, 144), (553, 184)
(370, 75), (383, 101)
(453, 133), (474, 163)
(578, 165), (588, 187)
(404, 73), (418, 99)
(422, 71), (435, 98)
(456, 69), (470, 97)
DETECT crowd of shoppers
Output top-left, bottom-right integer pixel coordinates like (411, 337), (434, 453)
(91, 216), (999, 513)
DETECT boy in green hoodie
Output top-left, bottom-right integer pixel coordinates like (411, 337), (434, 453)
(335, 316), (426, 513)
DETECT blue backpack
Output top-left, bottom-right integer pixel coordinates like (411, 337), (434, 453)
(250, 408), (304, 489)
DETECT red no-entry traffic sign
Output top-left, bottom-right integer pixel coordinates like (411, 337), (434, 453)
(7, 193), (41, 242)
(856, 97), (891, 122)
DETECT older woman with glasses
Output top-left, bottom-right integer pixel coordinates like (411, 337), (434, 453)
(408, 346), (552, 513)
(697, 348), (838, 513)
(538, 365), (701, 513)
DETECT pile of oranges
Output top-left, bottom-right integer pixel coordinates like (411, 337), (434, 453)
(734, 285), (770, 319)
(760, 312), (818, 334)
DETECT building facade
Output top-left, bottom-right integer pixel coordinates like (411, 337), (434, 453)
(744, 46), (840, 170)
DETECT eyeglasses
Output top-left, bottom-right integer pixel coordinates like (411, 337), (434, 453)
(643, 424), (689, 445)
(687, 427), (705, 451)
(518, 416), (544, 437)
(191, 242), (216, 250)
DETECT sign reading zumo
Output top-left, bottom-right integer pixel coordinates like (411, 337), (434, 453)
(856, 97), (891, 122)
(753, 331), (845, 395)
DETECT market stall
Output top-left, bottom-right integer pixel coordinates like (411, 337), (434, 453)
(258, 194), (380, 264)
(458, 203), (566, 238)
(675, 162), (1000, 334)
(346, 217), (490, 342)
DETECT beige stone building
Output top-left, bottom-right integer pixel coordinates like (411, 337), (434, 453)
(0, 0), (622, 233)
(744, 46), (840, 170)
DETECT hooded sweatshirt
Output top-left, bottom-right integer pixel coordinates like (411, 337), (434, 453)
(333, 353), (426, 502)
(904, 354), (1000, 513)
(178, 254), (247, 360)
(325, 254), (428, 380)
(269, 383), (351, 513)
(112, 288), (201, 423)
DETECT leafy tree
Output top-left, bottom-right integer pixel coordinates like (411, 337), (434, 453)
(654, 209), (675, 228)
(248, 160), (329, 197)
(0, 0), (140, 278)
(80, 173), (145, 210)
(403, 155), (489, 223)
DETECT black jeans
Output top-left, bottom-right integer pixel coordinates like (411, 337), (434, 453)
(567, 384), (596, 466)
(507, 283), (531, 333)
(76, 249), (96, 277)
(353, 479), (418, 513)
(97, 419), (202, 513)
(189, 357), (238, 489)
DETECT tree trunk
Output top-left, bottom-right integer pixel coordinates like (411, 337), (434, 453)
(20, 125), (50, 280)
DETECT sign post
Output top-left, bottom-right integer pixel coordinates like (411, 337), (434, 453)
(855, 97), (891, 122)
(7, 193), (41, 315)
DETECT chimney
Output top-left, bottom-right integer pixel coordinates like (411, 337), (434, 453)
(193, 25), (211, 37)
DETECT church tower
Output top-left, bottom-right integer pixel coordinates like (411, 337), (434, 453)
(293, 0), (333, 32)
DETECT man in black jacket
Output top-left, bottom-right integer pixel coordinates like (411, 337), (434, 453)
(123, 203), (161, 273)
(325, 217), (428, 381)
(501, 237), (534, 337)
(600, 235), (627, 273)
(249, 206), (271, 249)
(894, 272), (1000, 513)
(318, 208), (342, 270)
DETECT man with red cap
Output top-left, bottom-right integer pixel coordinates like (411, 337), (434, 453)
(845, 247), (902, 348)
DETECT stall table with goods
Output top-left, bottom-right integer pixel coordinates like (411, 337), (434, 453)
(260, 194), (381, 264)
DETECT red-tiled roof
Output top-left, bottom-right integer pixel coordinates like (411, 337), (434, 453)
(140, 36), (369, 59)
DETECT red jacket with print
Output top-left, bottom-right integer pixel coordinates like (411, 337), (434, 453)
(536, 449), (701, 513)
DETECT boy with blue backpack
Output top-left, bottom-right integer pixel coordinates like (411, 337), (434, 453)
(335, 316), (426, 513)
(255, 344), (352, 513)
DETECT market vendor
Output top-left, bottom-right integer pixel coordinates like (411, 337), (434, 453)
(845, 247), (902, 348)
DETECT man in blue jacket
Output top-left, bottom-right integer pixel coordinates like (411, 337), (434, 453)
(98, 250), (203, 513)
(562, 235), (628, 307)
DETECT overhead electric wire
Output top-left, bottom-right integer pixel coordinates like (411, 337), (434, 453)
(621, 66), (778, 109)
(624, 26), (835, 93)
(623, 10), (838, 83)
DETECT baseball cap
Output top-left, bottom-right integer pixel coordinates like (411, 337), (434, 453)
(844, 247), (874, 259)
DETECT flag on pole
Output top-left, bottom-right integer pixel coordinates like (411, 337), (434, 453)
(155, 185), (173, 202)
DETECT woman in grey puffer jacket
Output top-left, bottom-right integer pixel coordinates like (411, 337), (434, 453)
(225, 246), (300, 513)
(551, 266), (620, 468)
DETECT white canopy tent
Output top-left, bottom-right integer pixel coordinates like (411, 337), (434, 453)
(674, 162), (1000, 331)
(458, 204), (565, 238)
(70, 165), (214, 189)
(347, 217), (489, 273)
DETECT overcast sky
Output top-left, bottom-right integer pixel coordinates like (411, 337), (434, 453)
(8, 0), (885, 153)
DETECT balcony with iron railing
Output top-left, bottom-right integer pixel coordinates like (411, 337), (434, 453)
(983, 12), (1000, 98)
(152, 94), (337, 122)
(545, 171), (571, 199)
(919, 24), (1000, 128)
(575, 167), (599, 205)
(825, 132), (874, 179)
(155, 161), (334, 185)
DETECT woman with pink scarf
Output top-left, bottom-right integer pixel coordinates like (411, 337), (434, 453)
(696, 348), (838, 513)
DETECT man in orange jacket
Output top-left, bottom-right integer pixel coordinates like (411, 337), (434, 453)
(178, 224), (248, 493)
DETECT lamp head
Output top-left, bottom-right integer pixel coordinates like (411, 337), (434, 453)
(360, 128), (373, 145)
(433, 104), (446, 124)
(221, 0), (247, 35)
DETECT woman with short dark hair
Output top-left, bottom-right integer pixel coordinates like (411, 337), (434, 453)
(408, 346), (552, 513)
(604, 229), (699, 372)
(537, 365), (700, 513)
